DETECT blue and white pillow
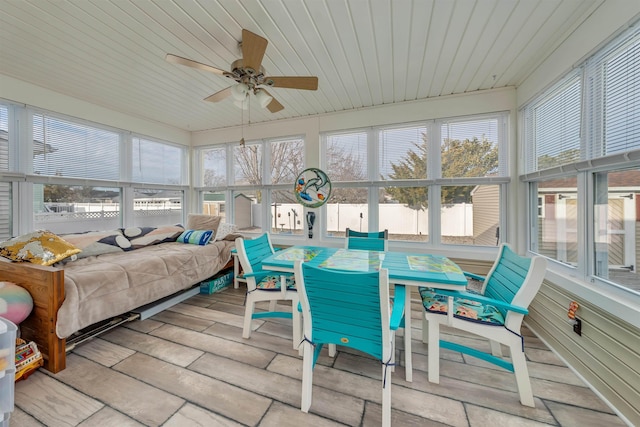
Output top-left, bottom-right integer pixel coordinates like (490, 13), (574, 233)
(177, 229), (213, 246)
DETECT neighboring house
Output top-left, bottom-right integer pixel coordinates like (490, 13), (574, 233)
(470, 184), (500, 247)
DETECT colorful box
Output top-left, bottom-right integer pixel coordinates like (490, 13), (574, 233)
(200, 270), (234, 294)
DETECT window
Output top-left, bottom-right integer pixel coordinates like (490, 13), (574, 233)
(33, 184), (121, 234)
(32, 113), (120, 180)
(523, 72), (582, 173)
(202, 146), (227, 187)
(531, 177), (579, 266)
(132, 188), (183, 227)
(132, 137), (184, 185)
(270, 137), (303, 184)
(234, 142), (262, 185)
(379, 126), (428, 180)
(325, 131), (368, 181)
(522, 24), (640, 294)
(441, 118), (502, 178)
(197, 136), (305, 236)
(593, 168), (639, 293)
(379, 186), (428, 242)
(0, 104), (11, 240)
(322, 114), (508, 246)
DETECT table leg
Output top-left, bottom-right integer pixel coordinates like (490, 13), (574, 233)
(404, 285), (413, 382)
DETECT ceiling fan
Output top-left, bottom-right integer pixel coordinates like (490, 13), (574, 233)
(166, 29), (318, 113)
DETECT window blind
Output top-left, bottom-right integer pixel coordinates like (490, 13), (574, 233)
(325, 131), (368, 181)
(0, 105), (10, 239)
(132, 137), (184, 185)
(32, 113), (120, 180)
(524, 72), (582, 173)
(270, 137), (304, 184)
(202, 146), (227, 187)
(586, 26), (640, 158)
(441, 117), (502, 177)
(379, 125), (428, 180)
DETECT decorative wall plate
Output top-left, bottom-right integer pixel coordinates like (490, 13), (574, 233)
(294, 168), (331, 208)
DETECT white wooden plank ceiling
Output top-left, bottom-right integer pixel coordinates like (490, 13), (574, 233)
(0, 0), (605, 132)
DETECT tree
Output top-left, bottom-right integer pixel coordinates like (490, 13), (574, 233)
(326, 141), (368, 203)
(537, 148), (580, 170)
(43, 184), (73, 203)
(384, 136), (429, 209)
(385, 134), (499, 207)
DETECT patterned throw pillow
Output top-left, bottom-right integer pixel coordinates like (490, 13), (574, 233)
(419, 287), (505, 326)
(59, 229), (132, 260)
(214, 222), (238, 241)
(0, 230), (81, 266)
(177, 229), (214, 246)
(123, 225), (185, 249)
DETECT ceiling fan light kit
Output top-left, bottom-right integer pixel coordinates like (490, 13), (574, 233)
(166, 29), (318, 113)
(255, 89), (273, 108)
(231, 83), (250, 102)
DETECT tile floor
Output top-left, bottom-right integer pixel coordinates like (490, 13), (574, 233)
(10, 286), (627, 426)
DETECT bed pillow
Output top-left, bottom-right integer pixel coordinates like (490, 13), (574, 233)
(122, 225), (185, 249)
(59, 229), (131, 260)
(214, 222), (238, 241)
(186, 214), (222, 236)
(177, 229), (213, 246)
(0, 230), (81, 266)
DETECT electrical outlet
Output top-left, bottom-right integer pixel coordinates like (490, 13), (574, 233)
(573, 318), (582, 336)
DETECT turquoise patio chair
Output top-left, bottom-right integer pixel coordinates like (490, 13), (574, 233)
(294, 260), (410, 427)
(345, 227), (388, 251)
(236, 234), (302, 350)
(420, 243), (547, 407)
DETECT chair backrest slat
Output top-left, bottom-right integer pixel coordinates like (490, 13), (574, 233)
(484, 245), (537, 313)
(346, 228), (388, 239)
(345, 228), (388, 251)
(241, 233), (274, 272)
(300, 263), (388, 360)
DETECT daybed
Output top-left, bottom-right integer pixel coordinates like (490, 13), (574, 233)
(0, 215), (236, 373)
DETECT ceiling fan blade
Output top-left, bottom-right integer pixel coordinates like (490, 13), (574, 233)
(165, 54), (225, 75)
(264, 76), (318, 90)
(263, 90), (284, 113)
(204, 86), (233, 102)
(241, 29), (268, 73)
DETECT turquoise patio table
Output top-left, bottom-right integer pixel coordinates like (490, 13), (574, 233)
(261, 245), (468, 382)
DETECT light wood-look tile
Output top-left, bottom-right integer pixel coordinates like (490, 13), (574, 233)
(101, 327), (204, 367)
(14, 371), (104, 427)
(70, 338), (135, 367)
(163, 403), (243, 427)
(11, 285), (625, 427)
(114, 352), (271, 426)
(50, 354), (185, 426)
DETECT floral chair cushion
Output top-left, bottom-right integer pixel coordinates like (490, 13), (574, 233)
(419, 287), (505, 326)
(256, 274), (296, 291)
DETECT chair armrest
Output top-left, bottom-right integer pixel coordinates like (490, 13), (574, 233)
(389, 285), (406, 331)
(463, 271), (485, 282)
(435, 288), (529, 315)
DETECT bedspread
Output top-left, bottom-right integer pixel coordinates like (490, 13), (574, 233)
(57, 240), (234, 338)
